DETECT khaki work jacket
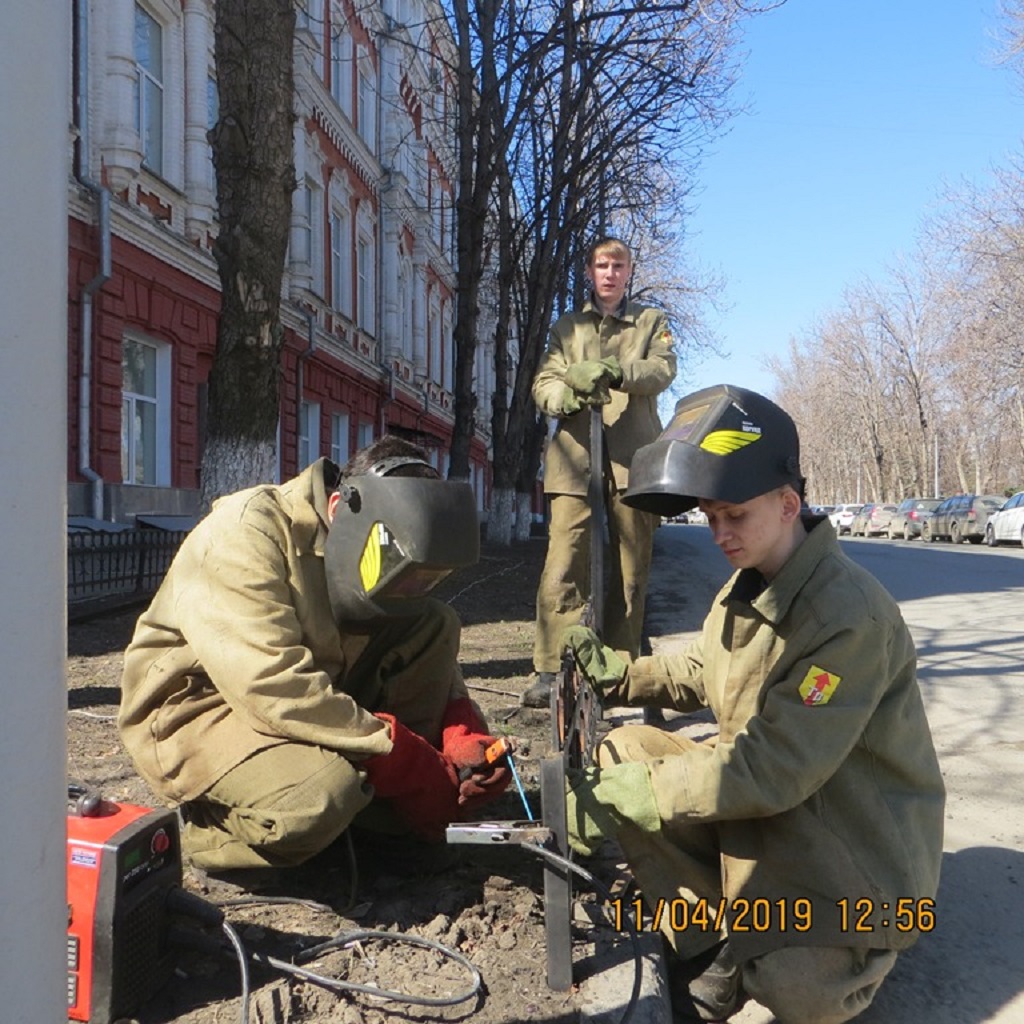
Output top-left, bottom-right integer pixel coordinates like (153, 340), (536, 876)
(619, 519), (946, 959)
(118, 459), (465, 803)
(532, 299), (676, 496)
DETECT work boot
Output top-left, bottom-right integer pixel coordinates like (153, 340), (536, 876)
(521, 671), (556, 708)
(667, 939), (743, 1022)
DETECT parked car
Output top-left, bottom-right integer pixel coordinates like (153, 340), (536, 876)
(887, 497), (943, 540)
(864, 503), (899, 536)
(848, 504), (877, 537)
(829, 504), (863, 535)
(985, 491), (1024, 547)
(922, 493), (1005, 544)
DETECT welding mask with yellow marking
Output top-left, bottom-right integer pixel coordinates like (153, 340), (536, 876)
(622, 384), (803, 517)
(324, 457), (480, 622)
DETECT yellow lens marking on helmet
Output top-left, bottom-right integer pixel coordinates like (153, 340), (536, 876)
(700, 429), (761, 455)
(359, 525), (382, 591)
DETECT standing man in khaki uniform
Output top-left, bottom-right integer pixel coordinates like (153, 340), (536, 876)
(119, 436), (510, 875)
(523, 236), (676, 708)
(562, 385), (945, 1023)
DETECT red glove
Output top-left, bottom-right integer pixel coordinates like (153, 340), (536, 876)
(441, 698), (513, 815)
(361, 714), (460, 840)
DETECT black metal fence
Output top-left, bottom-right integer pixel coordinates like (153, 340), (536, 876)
(67, 529), (187, 618)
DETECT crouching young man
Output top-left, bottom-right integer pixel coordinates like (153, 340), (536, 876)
(118, 436), (509, 875)
(562, 385), (944, 1023)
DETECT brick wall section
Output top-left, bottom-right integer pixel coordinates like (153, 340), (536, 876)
(69, 216), (485, 496)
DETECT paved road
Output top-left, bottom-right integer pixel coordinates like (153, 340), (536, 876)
(637, 524), (1024, 1024)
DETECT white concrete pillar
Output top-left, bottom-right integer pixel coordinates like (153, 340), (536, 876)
(412, 258), (427, 377)
(102, 0), (144, 189)
(183, 0), (216, 240)
(0, 2), (71, 1021)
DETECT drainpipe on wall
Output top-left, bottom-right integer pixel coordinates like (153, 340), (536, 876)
(74, 0), (112, 521)
(295, 306), (316, 466)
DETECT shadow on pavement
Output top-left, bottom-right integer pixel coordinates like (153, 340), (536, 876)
(857, 845), (1024, 1023)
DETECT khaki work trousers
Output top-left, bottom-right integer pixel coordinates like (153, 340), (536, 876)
(598, 724), (898, 1024)
(182, 601), (465, 871)
(533, 490), (657, 672)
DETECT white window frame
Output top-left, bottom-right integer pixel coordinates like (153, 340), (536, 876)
(428, 286), (441, 381)
(356, 229), (376, 336)
(329, 7), (353, 117)
(356, 48), (376, 149)
(298, 400), (321, 468)
(121, 333), (171, 486)
(399, 256), (413, 361)
(356, 420), (375, 451)
(442, 303), (454, 392)
(133, 3), (165, 174)
(330, 411), (350, 466)
(330, 204), (352, 317)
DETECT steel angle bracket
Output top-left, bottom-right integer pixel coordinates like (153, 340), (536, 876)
(445, 651), (602, 992)
(445, 821), (552, 846)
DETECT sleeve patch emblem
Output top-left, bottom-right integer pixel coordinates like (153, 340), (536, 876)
(798, 665), (841, 706)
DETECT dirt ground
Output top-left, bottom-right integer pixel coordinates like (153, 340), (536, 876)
(67, 537), (613, 1024)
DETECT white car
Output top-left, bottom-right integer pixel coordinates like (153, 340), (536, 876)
(985, 491), (1024, 546)
(828, 504), (863, 535)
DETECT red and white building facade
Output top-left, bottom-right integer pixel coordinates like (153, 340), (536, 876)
(68, 0), (495, 523)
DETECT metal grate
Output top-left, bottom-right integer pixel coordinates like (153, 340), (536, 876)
(67, 529), (187, 612)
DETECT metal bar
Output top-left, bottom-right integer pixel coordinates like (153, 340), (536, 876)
(540, 757), (573, 991)
(588, 406), (605, 634)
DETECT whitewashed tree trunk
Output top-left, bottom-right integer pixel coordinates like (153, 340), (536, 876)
(514, 491), (533, 542)
(199, 436), (277, 510)
(488, 486), (516, 545)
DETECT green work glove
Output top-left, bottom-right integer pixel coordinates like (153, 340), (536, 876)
(560, 390), (586, 416)
(562, 625), (628, 697)
(564, 358), (620, 396)
(565, 762), (661, 856)
(598, 355), (623, 387)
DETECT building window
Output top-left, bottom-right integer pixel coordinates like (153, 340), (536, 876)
(330, 207), (351, 316)
(298, 401), (320, 468)
(428, 288), (441, 381)
(330, 411), (350, 466)
(356, 54), (375, 148)
(329, 9), (352, 116)
(356, 420), (374, 451)
(121, 335), (170, 485)
(134, 4), (165, 174)
(356, 233), (375, 335)
(399, 258), (413, 360)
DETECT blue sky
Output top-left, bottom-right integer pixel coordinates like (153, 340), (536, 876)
(677, 0), (1024, 399)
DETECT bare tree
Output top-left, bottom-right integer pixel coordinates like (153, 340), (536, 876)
(445, 0), (771, 543)
(200, 0), (297, 509)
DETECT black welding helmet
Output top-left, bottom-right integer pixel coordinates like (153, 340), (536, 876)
(622, 384), (803, 517)
(324, 456), (480, 622)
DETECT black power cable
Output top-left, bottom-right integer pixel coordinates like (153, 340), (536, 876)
(168, 838), (645, 1024)
(167, 886), (482, 1024)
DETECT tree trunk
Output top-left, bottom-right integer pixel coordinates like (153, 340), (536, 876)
(514, 491), (534, 543)
(200, 0), (296, 511)
(488, 486), (516, 545)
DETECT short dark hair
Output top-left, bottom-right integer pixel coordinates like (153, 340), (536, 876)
(586, 236), (632, 267)
(341, 435), (436, 479)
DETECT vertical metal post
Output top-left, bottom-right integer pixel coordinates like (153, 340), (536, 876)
(588, 406), (604, 634)
(540, 758), (573, 991)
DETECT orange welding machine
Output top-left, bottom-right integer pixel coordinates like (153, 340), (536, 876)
(66, 786), (182, 1023)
